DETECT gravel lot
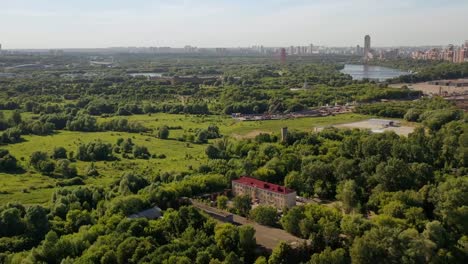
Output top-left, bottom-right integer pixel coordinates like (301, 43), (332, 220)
(334, 119), (415, 136)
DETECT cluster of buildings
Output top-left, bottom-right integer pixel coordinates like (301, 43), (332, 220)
(411, 41), (468, 63)
(359, 35), (400, 61)
(428, 79), (468, 87)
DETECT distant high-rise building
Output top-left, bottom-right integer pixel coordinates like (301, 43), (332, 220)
(280, 48), (287, 64)
(364, 35), (371, 61)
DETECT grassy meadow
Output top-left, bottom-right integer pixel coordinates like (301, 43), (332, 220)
(0, 112), (370, 205)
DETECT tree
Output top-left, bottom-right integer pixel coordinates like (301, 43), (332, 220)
(217, 195), (228, 210)
(214, 223), (239, 253)
(224, 252), (242, 264)
(85, 162), (99, 176)
(336, 180), (359, 213)
(52, 147), (67, 159)
(350, 226), (436, 264)
(196, 251), (211, 264)
(233, 195), (251, 216)
(118, 172), (149, 195)
(280, 206), (305, 236)
(238, 225), (256, 262)
(10, 110), (22, 125)
(76, 141), (113, 161)
(206, 145), (221, 159)
(38, 160), (56, 175)
(196, 130), (209, 144)
(133, 145), (150, 159)
(25, 205), (49, 240)
(309, 247), (347, 264)
(249, 205), (278, 226)
(0, 149), (18, 171)
(340, 214), (371, 242)
(116, 237), (139, 264)
(373, 158), (412, 191)
(432, 176), (468, 234)
(30, 151), (49, 169)
(0, 208), (26, 237)
(284, 171), (305, 194)
(55, 159), (77, 178)
(422, 221), (449, 249)
(268, 242), (294, 264)
(255, 256), (268, 264)
(65, 209), (93, 232)
(301, 160), (335, 198)
(158, 126), (170, 139)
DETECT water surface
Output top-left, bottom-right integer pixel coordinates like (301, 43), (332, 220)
(129, 73), (163, 77)
(341, 64), (409, 81)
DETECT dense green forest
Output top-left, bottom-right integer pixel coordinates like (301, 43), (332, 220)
(0, 54), (466, 263)
(368, 59), (468, 83)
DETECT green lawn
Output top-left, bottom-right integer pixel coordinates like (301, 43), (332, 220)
(99, 113), (370, 137)
(0, 113), (370, 205)
(1, 130), (206, 205)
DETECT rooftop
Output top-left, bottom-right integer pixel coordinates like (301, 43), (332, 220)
(233, 176), (295, 194)
(128, 206), (162, 220)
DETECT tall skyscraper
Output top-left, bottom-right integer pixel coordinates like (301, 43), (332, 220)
(364, 35), (371, 61)
(280, 48), (287, 64)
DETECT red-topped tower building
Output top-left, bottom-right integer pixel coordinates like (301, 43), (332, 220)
(280, 48), (287, 64)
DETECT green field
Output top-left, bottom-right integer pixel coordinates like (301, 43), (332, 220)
(100, 112), (370, 137)
(0, 113), (369, 205)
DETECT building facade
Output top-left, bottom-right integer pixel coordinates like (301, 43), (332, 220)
(411, 41), (468, 63)
(364, 35), (371, 61)
(232, 176), (296, 209)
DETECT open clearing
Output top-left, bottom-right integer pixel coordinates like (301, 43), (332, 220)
(0, 113), (370, 205)
(334, 119), (415, 136)
(390, 82), (468, 96)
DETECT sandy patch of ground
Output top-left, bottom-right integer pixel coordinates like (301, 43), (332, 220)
(231, 130), (271, 139)
(390, 82), (468, 96)
(334, 120), (415, 136)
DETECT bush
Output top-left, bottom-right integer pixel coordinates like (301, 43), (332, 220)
(52, 147), (67, 160)
(56, 177), (85, 187)
(158, 126), (169, 139)
(133, 145), (150, 159)
(0, 149), (18, 171)
(55, 159), (77, 178)
(66, 114), (98, 132)
(85, 163), (99, 177)
(30, 151), (55, 175)
(77, 141), (113, 161)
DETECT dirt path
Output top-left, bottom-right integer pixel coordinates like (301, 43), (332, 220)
(232, 215), (307, 250)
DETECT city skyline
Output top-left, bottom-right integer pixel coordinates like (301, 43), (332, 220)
(1, 0), (468, 49)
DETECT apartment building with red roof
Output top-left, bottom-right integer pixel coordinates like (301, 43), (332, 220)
(232, 176), (296, 209)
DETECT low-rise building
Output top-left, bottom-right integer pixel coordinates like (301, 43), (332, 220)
(128, 206), (162, 220)
(232, 177), (296, 209)
(428, 79), (468, 87)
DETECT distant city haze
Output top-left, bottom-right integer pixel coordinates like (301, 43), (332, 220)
(1, 0), (468, 49)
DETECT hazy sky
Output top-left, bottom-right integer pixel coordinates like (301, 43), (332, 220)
(1, 0), (467, 49)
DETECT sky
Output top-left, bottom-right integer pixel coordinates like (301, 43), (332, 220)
(1, 0), (468, 49)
